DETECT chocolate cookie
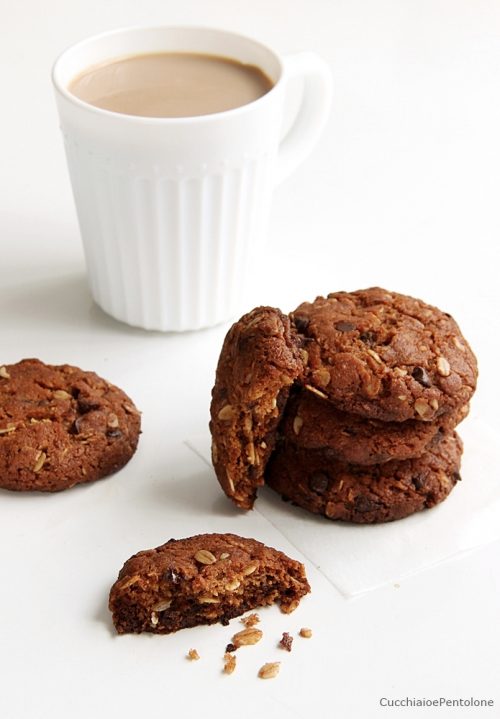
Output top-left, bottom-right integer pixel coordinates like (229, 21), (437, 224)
(291, 288), (477, 422)
(0, 359), (141, 491)
(282, 389), (469, 465)
(265, 431), (462, 523)
(109, 533), (310, 634)
(210, 307), (304, 510)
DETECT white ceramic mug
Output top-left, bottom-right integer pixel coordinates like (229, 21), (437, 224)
(52, 26), (332, 331)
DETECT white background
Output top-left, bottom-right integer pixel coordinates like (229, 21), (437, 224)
(1, 1), (499, 718)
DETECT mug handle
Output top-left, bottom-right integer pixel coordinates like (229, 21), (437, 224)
(275, 51), (333, 185)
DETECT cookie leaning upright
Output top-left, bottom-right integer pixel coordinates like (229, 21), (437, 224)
(210, 307), (304, 509)
(0, 359), (141, 492)
(291, 288), (478, 423)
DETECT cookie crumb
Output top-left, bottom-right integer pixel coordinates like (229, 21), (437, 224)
(232, 627), (263, 647)
(240, 612), (260, 627)
(223, 652), (237, 674)
(299, 627), (312, 639)
(187, 648), (200, 661)
(258, 662), (280, 679)
(279, 631), (293, 651)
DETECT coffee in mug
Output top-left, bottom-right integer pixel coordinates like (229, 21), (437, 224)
(68, 52), (274, 118)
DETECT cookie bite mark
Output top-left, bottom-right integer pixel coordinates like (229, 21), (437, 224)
(210, 307), (304, 509)
(109, 533), (310, 634)
(291, 288), (477, 422)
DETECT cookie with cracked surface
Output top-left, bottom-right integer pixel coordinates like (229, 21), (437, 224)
(265, 431), (462, 523)
(0, 358), (141, 491)
(291, 288), (477, 423)
(282, 388), (469, 465)
(209, 307), (304, 510)
(109, 533), (310, 634)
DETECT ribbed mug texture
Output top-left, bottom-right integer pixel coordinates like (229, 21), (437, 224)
(63, 135), (273, 330)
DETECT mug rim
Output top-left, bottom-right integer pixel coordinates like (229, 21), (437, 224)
(52, 25), (285, 125)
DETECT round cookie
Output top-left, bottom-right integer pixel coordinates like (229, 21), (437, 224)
(281, 388), (469, 465)
(265, 431), (463, 523)
(291, 288), (477, 423)
(0, 358), (141, 492)
(210, 307), (304, 510)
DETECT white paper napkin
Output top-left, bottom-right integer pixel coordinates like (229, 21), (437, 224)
(187, 418), (500, 597)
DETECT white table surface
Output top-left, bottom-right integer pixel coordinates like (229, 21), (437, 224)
(1, 1), (499, 718)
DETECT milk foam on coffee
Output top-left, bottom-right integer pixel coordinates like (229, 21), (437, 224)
(69, 52), (274, 117)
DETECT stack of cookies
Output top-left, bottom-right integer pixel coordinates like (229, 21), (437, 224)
(210, 288), (477, 523)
